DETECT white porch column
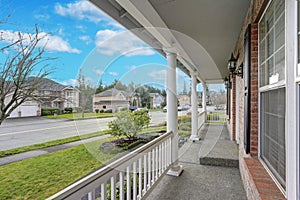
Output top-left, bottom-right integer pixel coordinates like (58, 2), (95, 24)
(190, 72), (199, 141)
(165, 50), (183, 177)
(202, 83), (207, 120)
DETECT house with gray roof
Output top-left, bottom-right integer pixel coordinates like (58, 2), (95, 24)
(6, 78), (79, 118)
(93, 88), (140, 112)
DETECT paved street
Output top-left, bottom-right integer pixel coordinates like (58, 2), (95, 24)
(0, 110), (194, 152)
(0, 111), (167, 151)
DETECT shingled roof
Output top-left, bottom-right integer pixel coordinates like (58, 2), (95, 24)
(95, 88), (131, 97)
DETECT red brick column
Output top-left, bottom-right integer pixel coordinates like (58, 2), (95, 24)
(249, 24), (259, 157)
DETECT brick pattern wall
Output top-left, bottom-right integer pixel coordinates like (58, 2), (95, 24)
(241, 158), (286, 200)
(231, 0), (286, 199)
(249, 23), (259, 157)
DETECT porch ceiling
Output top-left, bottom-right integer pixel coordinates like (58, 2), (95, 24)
(90, 0), (250, 84)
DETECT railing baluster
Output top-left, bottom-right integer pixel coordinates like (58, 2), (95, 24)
(168, 137), (172, 165)
(126, 166), (131, 200)
(138, 158), (142, 199)
(143, 154), (147, 194)
(101, 183), (106, 200)
(158, 144), (162, 176)
(111, 176), (116, 200)
(148, 151), (151, 188)
(119, 171), (124, 200)
(133, 162), (137, 200)
(87, 191), (93, 200)
(155, 146), (158, 180)
(152, 149), (155, 184)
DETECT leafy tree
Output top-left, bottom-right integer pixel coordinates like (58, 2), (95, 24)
(108, 110), (150, 139)
(0, 26), (53, 125)
(95, 79), (105, 94)
(136, 86), (150, 108)
(77, 70), (95, 117)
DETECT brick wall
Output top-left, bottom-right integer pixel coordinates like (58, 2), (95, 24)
(249, 23), (259, 157)
(230, 0), (286, 199)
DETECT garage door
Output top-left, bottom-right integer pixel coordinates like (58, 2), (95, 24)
(8, 105), (39, 118)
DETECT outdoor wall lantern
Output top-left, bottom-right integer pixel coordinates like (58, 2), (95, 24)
(227, 53), (243, 78)
(224, 76), (231, 89)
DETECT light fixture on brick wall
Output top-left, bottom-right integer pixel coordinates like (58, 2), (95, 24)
(228, 53), (243, 78)
(224, 76), (231, 89)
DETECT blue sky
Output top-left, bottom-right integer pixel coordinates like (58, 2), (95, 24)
(0, 0), (224, 93)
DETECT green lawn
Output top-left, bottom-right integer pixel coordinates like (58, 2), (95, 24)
(43, 112), (114, 120)
(0, 137), (119, 200)
(178, 116), (191, 137)
(0, 122), (174, 199)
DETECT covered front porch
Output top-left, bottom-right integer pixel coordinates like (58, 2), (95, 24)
(47, 0), (251, 199)
(48, 120), (245, 200)
(147, 124), (245, 200)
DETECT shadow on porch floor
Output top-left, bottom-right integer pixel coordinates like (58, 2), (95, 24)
(146, 124), (246, 200)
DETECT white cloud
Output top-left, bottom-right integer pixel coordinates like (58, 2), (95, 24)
(95, 69), (104, 75)
(79, 35), (90, 41)
(0, 30), (81, 54)
(148, 70), (166, 80)
(60, 79), (78, 86)
(76, 25), (87, 33)
(95, 30), (155, 57)
(127, 65), (137, 71)
(34, 14), (50, 21)
(109, 72), (118, 76)
(79, 35), (92, 44)
(55, 0), (122, 28)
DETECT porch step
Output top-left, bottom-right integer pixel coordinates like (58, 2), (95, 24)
(199, 125), (239, 168)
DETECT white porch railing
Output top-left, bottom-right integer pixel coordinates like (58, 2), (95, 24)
(47, 132), (173, 200)
(198, 111), (206, 129)
(207, 111), (226, 124)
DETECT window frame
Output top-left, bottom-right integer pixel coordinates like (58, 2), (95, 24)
(258, 0), (287, 193)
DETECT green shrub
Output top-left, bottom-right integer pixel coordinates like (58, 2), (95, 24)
(41, 108), (61, 116)
(120, 107), (128, 111)
(108, 110), (151, 139)
(64, 107), (73, 113)
(100, 109), (104, 113)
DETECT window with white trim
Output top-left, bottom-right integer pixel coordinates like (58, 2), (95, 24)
(259, 0), (286, 190)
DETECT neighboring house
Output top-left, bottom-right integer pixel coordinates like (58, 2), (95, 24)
(177, 94), (190, 106)
(149, 93), (164, 108)
(36, 78), (80, 111)
(5, 78), (80, 118)
(93, 88), (140, 112)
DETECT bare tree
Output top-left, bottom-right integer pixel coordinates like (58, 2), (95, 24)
(0, 26), (53, 125)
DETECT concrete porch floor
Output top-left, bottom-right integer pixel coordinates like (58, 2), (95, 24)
(146, 124), (247, 200)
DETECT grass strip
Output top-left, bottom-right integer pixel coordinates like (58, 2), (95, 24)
(0, 125), (167, 158)
(43, 112), (114, 120)
(0, 137), (119, 200)
(0, 130), (111, 158)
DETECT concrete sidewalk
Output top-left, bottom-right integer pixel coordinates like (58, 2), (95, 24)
(146, 124), (246, 200)
(0, 134), (110, 166)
